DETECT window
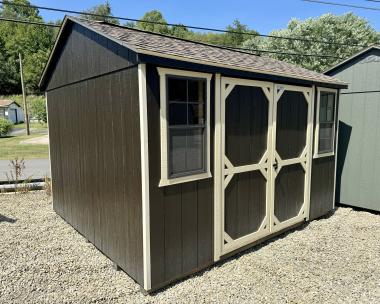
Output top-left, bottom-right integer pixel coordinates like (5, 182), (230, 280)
(158, 68), (212, 186)
(315, 88), (337, 157)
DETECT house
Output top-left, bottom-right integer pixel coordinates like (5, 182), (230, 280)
(39, 16), (347, 292)
(325, 46), (380, 212)
(0, 99), (24, 124)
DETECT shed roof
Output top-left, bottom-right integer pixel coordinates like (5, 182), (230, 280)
(325, 45), (380, 75)
(40, 16), (347, 89)
(0, 99), (18, 107)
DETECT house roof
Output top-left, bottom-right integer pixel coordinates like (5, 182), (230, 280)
(325, 45), (380, 75)
(40, 16), (347, 89)
(0, 99), (19, 107)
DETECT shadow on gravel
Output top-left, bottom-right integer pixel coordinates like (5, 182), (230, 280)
(147, 209), (337, 296)
(0, 214), (17, 224)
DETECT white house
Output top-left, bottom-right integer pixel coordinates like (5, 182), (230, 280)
(0, 99), (25, 124)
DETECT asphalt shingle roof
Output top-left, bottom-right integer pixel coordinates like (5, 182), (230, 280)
(0, 100), (15, 107)
(72, 17), (346, 86)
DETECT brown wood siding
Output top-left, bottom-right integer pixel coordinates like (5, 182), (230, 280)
(309, 88), (337, 220)
(310, 156), (335, 220)
(146, 64), (214, 289)
(47, 65), (144, 285)
(46, 23), (137, 91)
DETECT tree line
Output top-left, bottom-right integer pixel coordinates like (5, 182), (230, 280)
(0, 0), (379, 96)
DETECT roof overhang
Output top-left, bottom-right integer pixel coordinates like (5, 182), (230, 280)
(325, 45), (380, 75)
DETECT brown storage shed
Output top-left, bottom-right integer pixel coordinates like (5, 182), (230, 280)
(40, 16), (347, 292)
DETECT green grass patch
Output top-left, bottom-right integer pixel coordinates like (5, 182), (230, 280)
(12, 122), (48, 130)
(0, 135), (49, 160)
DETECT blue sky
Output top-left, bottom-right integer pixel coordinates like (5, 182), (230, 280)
(33, 0), (380, 33)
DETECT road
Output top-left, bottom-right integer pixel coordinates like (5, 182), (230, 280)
(0, 158), (50, 181)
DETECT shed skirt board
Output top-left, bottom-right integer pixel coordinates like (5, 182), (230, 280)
(215, 77), (313, 258)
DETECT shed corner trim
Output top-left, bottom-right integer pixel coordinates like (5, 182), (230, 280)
(138, 63), (151, 291)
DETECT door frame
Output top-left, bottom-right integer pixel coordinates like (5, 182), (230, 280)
(214, 75), (315, 261)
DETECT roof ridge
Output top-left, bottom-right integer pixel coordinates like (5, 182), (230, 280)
(70, 16), (264, 58)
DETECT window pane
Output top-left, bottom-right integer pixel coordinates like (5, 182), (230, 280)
(188, 103), (205, 125)
(168, 77), (187, 102)
(169, 128), (205, 176)
(318, 123), (334, 153)
(169, 103), (187, 125)
(326, 93), (335, 122)
(188, 79), (206, 102)
(169, 129), (187, 175)
(319, 93), (328, 122)
(186, 128), (204, 172)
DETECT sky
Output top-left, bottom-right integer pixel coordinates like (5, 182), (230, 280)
(32, 0), (380, 34)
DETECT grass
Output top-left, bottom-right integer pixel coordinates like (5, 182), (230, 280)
(12, 122), (48, 130)
(0, 94), (44, 109)
(0, 134), (49, 159)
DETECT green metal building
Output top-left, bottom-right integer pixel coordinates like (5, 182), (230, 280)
(325, 46), (380, 212)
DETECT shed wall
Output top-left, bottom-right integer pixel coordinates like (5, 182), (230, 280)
(146, 65), (214, 289)
(46, 25), (144, 284)
(328, 50), (380, 211)
(45, 22), (137, 91)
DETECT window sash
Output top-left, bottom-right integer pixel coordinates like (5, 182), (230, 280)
(158, 68), (212, 186)
(315, 88), (337, 157)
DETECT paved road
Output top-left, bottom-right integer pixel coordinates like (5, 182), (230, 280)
(0, 158), (50, 181)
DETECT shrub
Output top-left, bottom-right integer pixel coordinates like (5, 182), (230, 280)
(0, 117), (13, 137)
(30, 97), (47, 123)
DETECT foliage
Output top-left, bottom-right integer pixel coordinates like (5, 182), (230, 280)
(80, 1), (119, 25)
(0, 0), (58, 94)
(136, 10), (169, 34)
(0, 117), (13, 137)
(29, 97), (46, 122)
(243, 13), (380, 72)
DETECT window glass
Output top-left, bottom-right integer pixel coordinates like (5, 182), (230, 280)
(188, 79), (206, 102)
(188, 103), (205, 125)
(167, 76), (207, 177)
(317, 91), (336, 154)
(169, 103), (187, 125)
(168, 78), (187, 102)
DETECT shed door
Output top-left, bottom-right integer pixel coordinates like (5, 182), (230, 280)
(270, 84), (313, 232)
(218, 77), (274, 255)
(215, 77), (313, 258)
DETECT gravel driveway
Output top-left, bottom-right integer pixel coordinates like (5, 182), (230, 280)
(1, 192), (379, 303)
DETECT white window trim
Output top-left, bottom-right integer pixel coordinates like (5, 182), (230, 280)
(157, 67), (212, 187)
(314, 87), (338, 158)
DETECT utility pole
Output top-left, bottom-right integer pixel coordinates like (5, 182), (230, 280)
(19, 53), (30, 136)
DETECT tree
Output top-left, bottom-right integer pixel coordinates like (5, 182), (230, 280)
(136, 10), (169, 34)
(243, 13), (380, 72)
(0, 0), (57, 94)
(81, 1), (120, 25)
(29, 97), (47, 123)
(224, 19), (258, 47)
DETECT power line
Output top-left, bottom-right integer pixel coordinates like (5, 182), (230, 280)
(0, 16), (344, 59)
(0, 0), (370, 48)
(365, 0), (380, 3)
(302, 0), (380, 11)
(0, 16), (59, 27)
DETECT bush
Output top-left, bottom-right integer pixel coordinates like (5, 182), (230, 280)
(30, 97), (47, 123)
(0, 117), (13, 137)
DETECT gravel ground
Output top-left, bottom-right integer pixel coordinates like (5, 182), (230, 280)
(0, 192), (379, 303)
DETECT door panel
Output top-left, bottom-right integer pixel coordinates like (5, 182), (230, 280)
(271, 84), (312, 232)
(220, 77), (273, 255)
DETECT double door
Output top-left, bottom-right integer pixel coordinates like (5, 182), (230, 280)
(214, 76), (313, 258)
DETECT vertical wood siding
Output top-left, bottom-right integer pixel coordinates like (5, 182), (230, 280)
(327, 49), (380, 211)
(310, 156), (335, 219)
(46, 23), (137, 91)
(46, 27), (144, 284)
(146, 65), (214, 289)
